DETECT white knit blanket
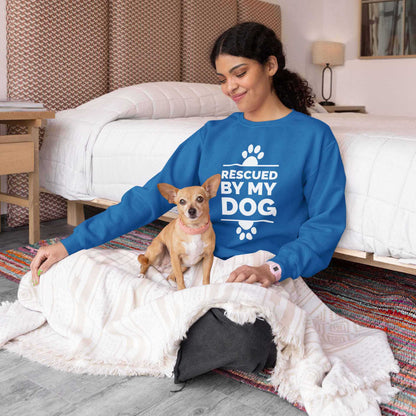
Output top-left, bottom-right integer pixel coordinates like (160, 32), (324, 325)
(0, 248), (398, 416)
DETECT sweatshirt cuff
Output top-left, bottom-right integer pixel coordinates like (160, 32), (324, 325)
(61, 234), (80, 256)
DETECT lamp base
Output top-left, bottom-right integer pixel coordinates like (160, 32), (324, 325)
(319, 101), (335, 106)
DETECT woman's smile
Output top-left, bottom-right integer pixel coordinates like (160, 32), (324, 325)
(231, 92), (247, 103)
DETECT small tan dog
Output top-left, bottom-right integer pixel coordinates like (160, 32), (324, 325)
(138, 174), (221, 290)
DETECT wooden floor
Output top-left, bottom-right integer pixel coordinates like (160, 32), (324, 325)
(0, 217), (304, 416)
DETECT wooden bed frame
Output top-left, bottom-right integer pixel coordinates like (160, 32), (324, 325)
(333, 248), (416, 275)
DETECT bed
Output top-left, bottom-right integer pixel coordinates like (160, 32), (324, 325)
(6, 0), (416, 275)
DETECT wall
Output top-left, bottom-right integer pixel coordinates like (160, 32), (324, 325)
(265, 0), (324, 96)
(268, 0), (416, 117)
(323, 0), (416, 117)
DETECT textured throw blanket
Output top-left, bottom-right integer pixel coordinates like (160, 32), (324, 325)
(0, 248), (398, 416)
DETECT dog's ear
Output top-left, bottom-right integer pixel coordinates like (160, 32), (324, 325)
(202, 174), (221, 199)
(157, 183), (179, 204)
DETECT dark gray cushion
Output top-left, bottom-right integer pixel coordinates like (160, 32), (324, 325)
(174, 308), (276, 383)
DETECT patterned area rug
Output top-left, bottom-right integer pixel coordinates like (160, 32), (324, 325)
(216, 261), (416, 416)
(0, 223), (415, 416)
(0, 221), (165, 283)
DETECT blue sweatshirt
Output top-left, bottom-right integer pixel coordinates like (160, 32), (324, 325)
(62, 111), (346, 281)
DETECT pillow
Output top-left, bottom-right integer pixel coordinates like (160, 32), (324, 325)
(78, 82), (238, 120)
(174, 308), (276, 383)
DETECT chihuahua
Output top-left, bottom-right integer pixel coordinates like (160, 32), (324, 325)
(138, 174), (221, 290)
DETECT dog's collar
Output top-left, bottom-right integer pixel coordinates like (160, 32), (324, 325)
(178, 218), (211, 235)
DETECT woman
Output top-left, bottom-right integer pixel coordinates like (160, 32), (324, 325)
(30, 22), (346, 380)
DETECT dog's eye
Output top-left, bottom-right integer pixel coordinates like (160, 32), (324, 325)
(179, 199), (186, 205)
(196, 196), (204, 203)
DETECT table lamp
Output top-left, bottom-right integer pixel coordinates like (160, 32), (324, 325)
(312, 41), (345, 106)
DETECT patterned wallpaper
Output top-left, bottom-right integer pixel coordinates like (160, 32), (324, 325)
(0, 0), (6, 101)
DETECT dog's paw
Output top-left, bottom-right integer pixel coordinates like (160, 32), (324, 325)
(167, 273), (176, 282)
(138, 254), (149, 265)
(138, 254), (151, 275)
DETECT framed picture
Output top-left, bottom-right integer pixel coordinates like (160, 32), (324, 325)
(361, 0), (416, 58)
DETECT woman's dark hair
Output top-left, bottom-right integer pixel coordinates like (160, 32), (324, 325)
(210, 22), (315, 115)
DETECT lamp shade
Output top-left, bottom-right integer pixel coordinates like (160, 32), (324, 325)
(312, 41), (345, 66)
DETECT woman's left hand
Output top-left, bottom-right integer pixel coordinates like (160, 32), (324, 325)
(227, 264), (276, 288)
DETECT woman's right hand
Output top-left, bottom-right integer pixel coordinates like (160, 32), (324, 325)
(30, 242), (68, 286)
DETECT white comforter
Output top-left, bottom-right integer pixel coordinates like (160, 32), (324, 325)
(315, 113), (416, 261)
(39, 82), (416, 261)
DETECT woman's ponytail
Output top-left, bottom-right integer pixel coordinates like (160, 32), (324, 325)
(273, 69), (315, 115)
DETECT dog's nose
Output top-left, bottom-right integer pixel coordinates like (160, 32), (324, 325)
(188, 207), (197, 218)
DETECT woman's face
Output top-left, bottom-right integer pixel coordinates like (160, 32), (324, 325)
(215, 54), (278, 119)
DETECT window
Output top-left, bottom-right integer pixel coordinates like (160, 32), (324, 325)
(361, 0), (416, 57)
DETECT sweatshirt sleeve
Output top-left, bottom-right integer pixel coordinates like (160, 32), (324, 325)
(61, 129), (204, 255)
(270, 134), (346, 281)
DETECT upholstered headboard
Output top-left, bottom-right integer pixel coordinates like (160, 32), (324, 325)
(6, 0), (281, 226)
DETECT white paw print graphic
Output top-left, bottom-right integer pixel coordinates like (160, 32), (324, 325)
(242, 144), (264, 166)
(236, 220), (257, 240)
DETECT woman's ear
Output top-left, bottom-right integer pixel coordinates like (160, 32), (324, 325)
(266, 56), (278, 76)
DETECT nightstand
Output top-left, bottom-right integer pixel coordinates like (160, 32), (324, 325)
(324, 105), (366, 114)
(0, 110), (55, 243)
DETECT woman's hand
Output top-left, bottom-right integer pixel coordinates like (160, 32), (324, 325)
(227, 264), (278, 288)
(30, 242), (68, 286)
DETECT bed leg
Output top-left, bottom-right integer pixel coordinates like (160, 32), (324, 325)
(67, 201), (85, 226)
